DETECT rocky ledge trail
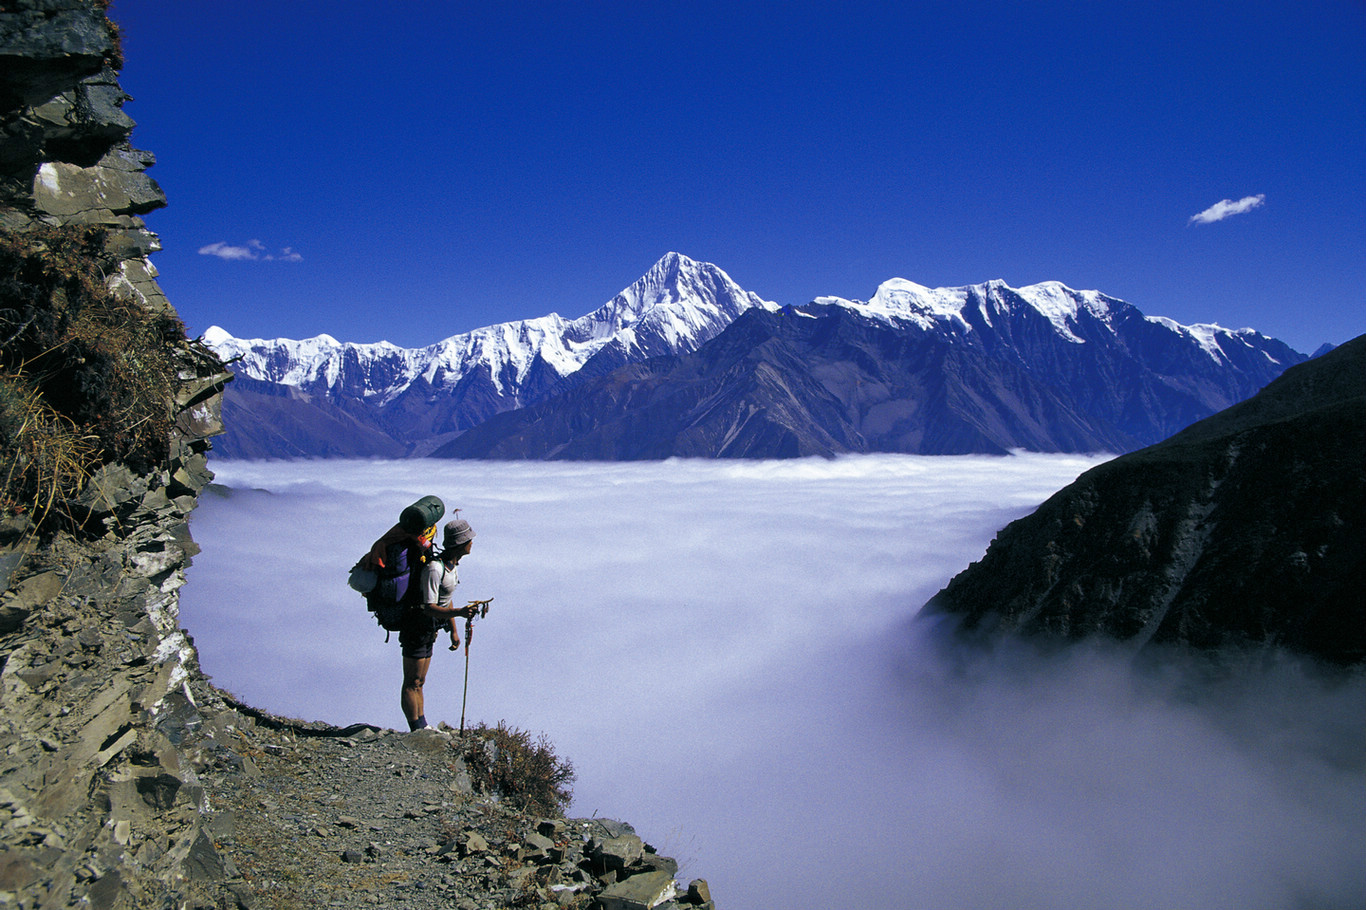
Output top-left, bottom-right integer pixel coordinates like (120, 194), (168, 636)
(186, 698), (715, 910)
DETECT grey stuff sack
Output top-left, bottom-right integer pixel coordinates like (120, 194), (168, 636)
(348, 561), (378, 595)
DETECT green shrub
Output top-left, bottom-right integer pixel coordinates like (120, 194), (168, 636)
(461, 721), (576, 817)
(0, 225), (185, 527)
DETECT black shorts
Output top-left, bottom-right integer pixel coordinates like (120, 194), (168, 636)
(398, 610), (439, 660)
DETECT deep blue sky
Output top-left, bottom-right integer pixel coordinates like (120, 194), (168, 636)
(111, 1), (1365, 354)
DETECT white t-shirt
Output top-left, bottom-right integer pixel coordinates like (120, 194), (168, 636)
(420, 559), (459, 608)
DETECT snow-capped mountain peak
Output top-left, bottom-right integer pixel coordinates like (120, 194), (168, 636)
(1012, 281), (1118, 341)
(573, 252), (778, 351)
(206, 252), (778, 406)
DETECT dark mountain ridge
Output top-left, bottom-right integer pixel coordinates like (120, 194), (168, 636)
(218, 375), (406, 459)
(925, 334), (1366, 663)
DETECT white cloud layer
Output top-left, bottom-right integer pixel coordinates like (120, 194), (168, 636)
(198, 239), (302, 261)
(1189, 193), (1266, 224)
(182, 456), (1366, 910)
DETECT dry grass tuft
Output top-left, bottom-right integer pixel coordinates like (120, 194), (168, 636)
(0, 225), (186, 531)
(0, 372), (98, 525)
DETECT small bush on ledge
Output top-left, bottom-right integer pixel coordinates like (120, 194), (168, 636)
(461, 721), (576, 817)
(0, 224), (185, 528)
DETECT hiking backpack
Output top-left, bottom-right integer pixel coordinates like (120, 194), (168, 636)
(367, 537), (431, 631)
(347, 495), (444, 637)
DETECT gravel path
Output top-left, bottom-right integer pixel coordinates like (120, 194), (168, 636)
(194, 702), (714, 910)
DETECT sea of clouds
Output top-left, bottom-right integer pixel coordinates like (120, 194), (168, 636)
(181, 455), (1365, 910)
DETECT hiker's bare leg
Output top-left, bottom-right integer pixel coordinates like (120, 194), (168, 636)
(401, 656), (430, 728)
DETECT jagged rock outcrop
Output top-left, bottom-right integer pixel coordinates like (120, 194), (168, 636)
(926, 335), (1366, 663)
(0, 3), (232, 906)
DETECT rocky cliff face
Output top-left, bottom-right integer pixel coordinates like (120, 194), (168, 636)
(1, 3), (236, 906)
(926, 335), (1365, 664)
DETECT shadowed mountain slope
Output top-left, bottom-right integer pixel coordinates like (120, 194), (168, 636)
(925, 335), (1366, 663)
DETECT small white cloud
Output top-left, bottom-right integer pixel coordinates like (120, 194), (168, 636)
(198, 239), (302, 262)
(198, 241), (258, 260)
(1189, 194), (1266, 225)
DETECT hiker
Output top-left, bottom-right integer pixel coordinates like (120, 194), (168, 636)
(399, 518), (479, 731)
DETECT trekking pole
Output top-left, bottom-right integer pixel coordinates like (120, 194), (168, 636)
(458, 599), (493, 736)
(459, 619), (472, 736)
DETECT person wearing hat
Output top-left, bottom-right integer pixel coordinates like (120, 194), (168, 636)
(399, 517), (479, 731)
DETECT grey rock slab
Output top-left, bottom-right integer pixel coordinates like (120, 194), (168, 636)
(590, 832), (645, 872)
(596, 870), (678, 910)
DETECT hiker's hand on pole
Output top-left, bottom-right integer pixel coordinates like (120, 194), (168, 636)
(458, 599), (492, 653)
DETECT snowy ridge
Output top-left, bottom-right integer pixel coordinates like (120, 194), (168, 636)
(817, 278), (1285, 365)
(1146, 317), (1262, 363)
(201, 327), (422, 397)
(206, 252), (777, 402)
(813, 278), (1120, 340)
(207, 257), (1298, 414)
(818, 278), (1117, 335)
(207, 254), (1308, 459)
